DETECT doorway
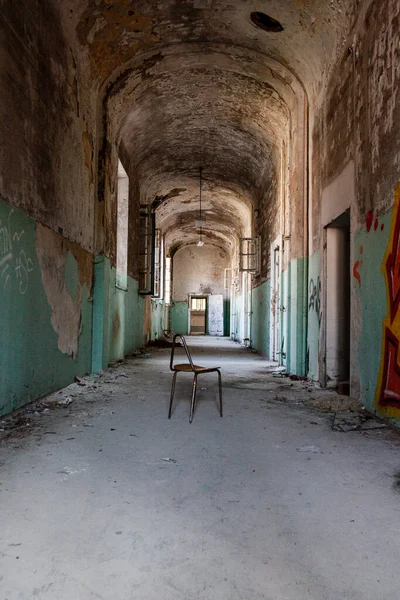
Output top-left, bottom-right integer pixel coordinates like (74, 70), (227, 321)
(324, 211), (350, 390)
(190, 296), (207, 335)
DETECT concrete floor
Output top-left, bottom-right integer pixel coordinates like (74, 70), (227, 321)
(1, 337), (400, 599)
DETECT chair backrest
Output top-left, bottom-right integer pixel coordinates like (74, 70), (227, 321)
(170, 334), (195, 371)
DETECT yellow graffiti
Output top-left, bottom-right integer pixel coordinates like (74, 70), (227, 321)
(375, 182), (400, 416)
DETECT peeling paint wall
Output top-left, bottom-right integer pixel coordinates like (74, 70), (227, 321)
(36, 225), (92, 359)
(0, 1), (99, 416)
(91, 256), (146, 370)
(0, 201), (92, 416)
(310, 0), (400, 404)
(0, 0), (96, 251)
(1, 0), (399, 422)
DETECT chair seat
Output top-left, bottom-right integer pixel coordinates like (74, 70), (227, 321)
(173, 363), (219, 373)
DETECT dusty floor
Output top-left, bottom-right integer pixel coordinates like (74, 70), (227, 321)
(1, 337), (400, 599)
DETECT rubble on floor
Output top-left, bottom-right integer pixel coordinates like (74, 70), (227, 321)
(305, 394), (364, 413)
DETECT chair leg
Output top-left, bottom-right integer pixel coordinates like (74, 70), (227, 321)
(168, 372), (177, 418)
(189, 374), (198, 423)
(218, 370), (223, 417)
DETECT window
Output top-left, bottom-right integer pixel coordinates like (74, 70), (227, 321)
(152, 229), (163, 298)
(164, 257), (171, 305)
(138, 204), (155, 294)
(116, 160), (129, 289)
(239, 236), (260, 275)
(191, 297), (206, 311)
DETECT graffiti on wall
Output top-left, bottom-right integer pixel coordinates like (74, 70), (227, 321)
(0, 209), (34, 295)
(376, 183), (400, 410)
(353, 211), (385, 287)
(308, 276), (322, 327)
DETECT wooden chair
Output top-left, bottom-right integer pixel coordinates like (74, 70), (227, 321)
(168, 334), (223, 423)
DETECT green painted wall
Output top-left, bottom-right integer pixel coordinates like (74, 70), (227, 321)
(281, 267), (290, 368)
(170, 301), (188, 334)
(108, 273), (145, 362)
(307, 251), (321, 380)
(0, 201), (92, 416)
(287, 258), (307, 376)
(251, 281), (270, 356)
(355, 212), (391, 415)
(92, 256), (145, 369)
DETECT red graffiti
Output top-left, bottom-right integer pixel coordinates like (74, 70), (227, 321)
(366, 210), (374, 232)
(377, 184), (400, 410)
(385, 205), (400, 323)
(374, 218), (379, 231)
(360, 245), (364, 254)
(381, 223), (385, 231)
(353, 260), (361, 287)
(378, 328), (400, 407)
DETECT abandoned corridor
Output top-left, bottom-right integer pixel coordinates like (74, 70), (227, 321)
(1, 1), (400, 596)
(1, 337), (399, 599)
(1, 0), (400, 427)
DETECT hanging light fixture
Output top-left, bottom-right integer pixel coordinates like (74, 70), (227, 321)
(197, 166), (205, 246)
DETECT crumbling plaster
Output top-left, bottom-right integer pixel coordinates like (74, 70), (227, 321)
(0, 0), (97, 252)
(36, 224), (93, 358)
(311, 0), (400, 251)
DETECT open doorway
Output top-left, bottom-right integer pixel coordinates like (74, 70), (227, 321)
(190, 296), (207, 335)
(324, 210), (350, 391)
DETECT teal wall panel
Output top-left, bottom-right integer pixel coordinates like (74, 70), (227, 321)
(251, 281), (270, 356)
(354, 212), (391, 415)
(109, 276), (145, 362)
(92, 256), (146, 369)
(170, 301), (188, 335)
(150, 298), (164, 340)
(281, 268), (290, 368)
(223, 300), (230, 336)
(307, 252), (321, 380)
(0, 201), (92, 416)
(287, 258), (307, 376)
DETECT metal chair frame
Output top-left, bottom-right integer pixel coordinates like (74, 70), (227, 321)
(168, 334), (223, 423)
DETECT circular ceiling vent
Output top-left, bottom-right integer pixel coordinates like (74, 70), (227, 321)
(250, 12), (284, 32)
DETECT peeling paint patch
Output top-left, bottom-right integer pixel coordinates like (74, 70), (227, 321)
(36, 225), (93, 358)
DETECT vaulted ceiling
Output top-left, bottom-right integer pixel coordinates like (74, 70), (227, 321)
(61, 0), (357, 253)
